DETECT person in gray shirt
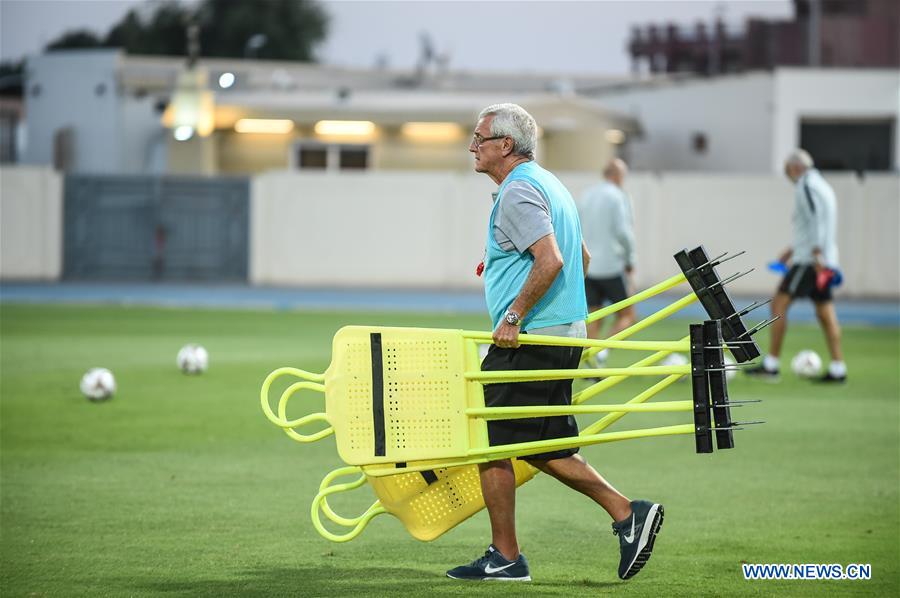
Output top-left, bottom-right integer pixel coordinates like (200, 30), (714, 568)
(577, 159), (636, 365)
(746, 149), (846, 383)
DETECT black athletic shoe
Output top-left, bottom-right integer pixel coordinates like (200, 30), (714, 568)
(744, 364), (780, 381)
(613, 500), (664, 580)
(814, 372), (847, 384)
(446, 545), (531, 581)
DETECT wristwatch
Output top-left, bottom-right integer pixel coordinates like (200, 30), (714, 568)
(504, 310), (521, 326)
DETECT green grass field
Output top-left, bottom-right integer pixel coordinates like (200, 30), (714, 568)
(1, 304), (898, 597)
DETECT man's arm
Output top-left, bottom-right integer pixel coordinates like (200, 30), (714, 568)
(493, 234), (564, 349)
(804, 179), (828, 271)
(581, 240), (591, 278)
(615, 195), (636, 274)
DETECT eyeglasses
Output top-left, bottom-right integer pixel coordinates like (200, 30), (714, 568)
(471, 133), (507, 148)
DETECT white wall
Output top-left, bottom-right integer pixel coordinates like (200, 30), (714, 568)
(596, 73), (775, 172)
(250, 171), (497, 288)
(1, 166), (895, 298)
(251, 170), (900, 298)
(595, 69), (900, 174)
(771, 68), (900, 172)
(23, 50), (125, 174)
(0, 166), (63, 280)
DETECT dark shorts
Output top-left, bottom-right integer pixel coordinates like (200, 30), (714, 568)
(778, 264), (833, 303)
(481, 341), (582, 462)
(585, 275), (628, 307)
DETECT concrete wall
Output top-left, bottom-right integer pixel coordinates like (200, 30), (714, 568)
(597, 72), (775, 172)
(0, 166), (63, 280)
(251, 170), (900, 298)
(2, 165), (895, 298)
(771, 68), (900, 172)
(596, 68), (900, 173)
(250, 171), (496, 287)
(23, 51), (124, 174)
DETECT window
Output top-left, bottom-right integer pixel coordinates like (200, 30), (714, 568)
(800, 119), (893, 172)
(339, 146), (368, 169)
(691, 132), (708, 154)
(298, 146), (327, 170)
(294, 142), (369, 171)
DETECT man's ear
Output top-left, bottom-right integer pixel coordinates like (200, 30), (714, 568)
(501, 137), (514, 157)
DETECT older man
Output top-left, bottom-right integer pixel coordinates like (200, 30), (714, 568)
(746, 149), (846, 382)
(446, 103), (663, 583)
(578, 158), (637, 366)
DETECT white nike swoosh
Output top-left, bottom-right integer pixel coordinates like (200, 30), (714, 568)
(623, 516), (636, 543)
(484, 562), (517, 574)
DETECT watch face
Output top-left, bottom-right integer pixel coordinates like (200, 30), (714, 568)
(505, 312), (519, 325)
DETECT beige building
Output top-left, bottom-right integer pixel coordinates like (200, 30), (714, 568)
(24, 50), (639, 176)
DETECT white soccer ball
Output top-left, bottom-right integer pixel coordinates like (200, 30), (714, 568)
(661, 352), (689, 368)
(791, 350), (823, 378)
(723, 353), (737, 382)
(660, 352), (689, 382)
(177, 344), (209, 375)
(79, 367), (116, 401)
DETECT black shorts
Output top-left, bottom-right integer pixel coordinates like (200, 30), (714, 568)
(481, 341), (582, 462)
(585, 275), (628, 307)
(778, 264), (833, 303)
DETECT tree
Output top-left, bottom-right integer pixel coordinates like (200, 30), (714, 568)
(104, 2), (191, 56)
(45, 29), (104, 51)
(43, 0), (329, 61)
(198, 0), (328, 61)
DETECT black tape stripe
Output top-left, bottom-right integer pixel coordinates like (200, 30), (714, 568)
(420, 470), (438, 485)
(370, 333), (385, 457)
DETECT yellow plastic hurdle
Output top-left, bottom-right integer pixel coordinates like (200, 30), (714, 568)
(261, 326), (696, 469)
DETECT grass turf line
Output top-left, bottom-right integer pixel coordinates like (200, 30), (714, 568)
(1, 304), (897, 596)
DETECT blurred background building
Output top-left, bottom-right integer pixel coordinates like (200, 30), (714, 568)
(628, 0), (899, 74)
(1, 0), (898, 298)
(21, 50), (639, 175)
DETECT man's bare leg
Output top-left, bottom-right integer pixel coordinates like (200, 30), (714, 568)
(587, 306), (604, 341)
(608, 305), (637, 338)
(528, 454), (631, 522)
(769, 291), (793, 358)
(479, 459), (519, 560)
(814, 301), (844, 361)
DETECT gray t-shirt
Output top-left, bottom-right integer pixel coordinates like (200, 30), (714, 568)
(492, 180), (553, 253)
(492, 180), (586, 339)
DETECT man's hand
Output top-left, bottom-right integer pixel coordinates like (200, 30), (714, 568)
(493, 320), (521, 349)
(812, 248), (825, 273)
(624, 266), (635, 294)
(777, 248), (793, 265)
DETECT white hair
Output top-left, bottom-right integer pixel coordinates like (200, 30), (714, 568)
(785, 149), (814, 169)
(477, 103), (537, 158)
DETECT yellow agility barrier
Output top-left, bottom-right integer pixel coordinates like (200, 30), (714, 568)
(260, 325), (695, 467)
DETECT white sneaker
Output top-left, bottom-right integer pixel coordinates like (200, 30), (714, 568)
(593, 348), (609, 368)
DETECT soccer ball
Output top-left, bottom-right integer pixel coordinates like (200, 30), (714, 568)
(791, 350), (823, 378)
(177, 344), (209, 375)
(723, 353), (737, 382)
(660, 352), (689, 382)
(79, 367), (116, 401)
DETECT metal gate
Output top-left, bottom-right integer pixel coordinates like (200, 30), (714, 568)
(64, 175), (249, 281)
